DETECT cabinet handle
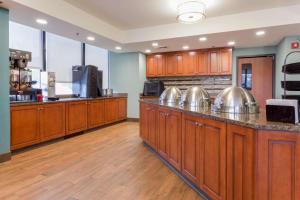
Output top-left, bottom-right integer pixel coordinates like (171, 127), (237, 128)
(196, 122), (203, 127)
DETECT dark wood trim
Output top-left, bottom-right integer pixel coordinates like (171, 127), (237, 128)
(236, 54), (276, 98)
(127, 118), (139, 122)
(0, 152), (11, 163)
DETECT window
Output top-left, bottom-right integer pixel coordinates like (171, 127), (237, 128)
(85, 44), (109, 88)
(46, 33), (81, 95)
(9, 21), (43, 69)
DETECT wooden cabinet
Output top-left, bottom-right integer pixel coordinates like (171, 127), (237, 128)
(40, 103), (66, 142)
(146, 54), (165, 77)
(105, 98), (119, 123)
(227, 124), (255, 200)
(139, 102), (157, 149)
(11, 105), (40, 150)
(200, 118), (227, 200)
(118, 98), (127, 120)
(219, 48), (232, 74)
(197, 51), (209, 75)
(146, 48), (232, 77)
(256, 130), (300, 200)
(182, 114), (202, 185)
(88, 100), (105, 129)
(183, 51), (198, 75)
(66, 101), (88, 135)
(157, 108), (182, 170)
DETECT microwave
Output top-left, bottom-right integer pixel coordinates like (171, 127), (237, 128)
(143, 80), (164, 97)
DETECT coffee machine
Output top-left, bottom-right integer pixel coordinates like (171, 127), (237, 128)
(9, 49), (41, 102)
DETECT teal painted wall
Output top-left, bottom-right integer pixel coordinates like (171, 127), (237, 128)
(232, 46), (277, 86)
(0, 8), (10, 155)
(109, 52), (146, 118)
(276, 36), (300, 98)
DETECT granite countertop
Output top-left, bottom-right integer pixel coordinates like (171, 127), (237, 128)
(10, 93), (128, 107)
(141, 99), (300, 132)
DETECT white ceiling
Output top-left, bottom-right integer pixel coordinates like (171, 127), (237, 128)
(2, 0), (300, 53)
(63, 0), (300, 30)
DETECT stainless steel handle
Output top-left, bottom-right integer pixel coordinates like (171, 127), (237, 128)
(195, 122), (203, 127)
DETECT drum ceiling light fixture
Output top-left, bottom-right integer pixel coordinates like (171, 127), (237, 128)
(177, 1), (206, 24)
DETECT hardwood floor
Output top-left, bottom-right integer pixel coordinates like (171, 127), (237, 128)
(0, 122), (203, 200)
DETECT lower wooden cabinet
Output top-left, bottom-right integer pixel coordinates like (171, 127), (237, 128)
(156, 108), (182, 170)
(227, 124), (255, 200)
(256, 130), (300, 200)
(118, 98), (127, 120)
(182, 114), (202, 185)
(200, 118), (227, 200)
(88, 100), (105, 129)
(66, 101), (88, 135)
(39, 103), (66, 142)
(11, 105), (40, 150)
(105, 98), (119, 123)
(140, 102), (157, 149)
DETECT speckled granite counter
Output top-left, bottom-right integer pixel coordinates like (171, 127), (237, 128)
(10, 93), (128, 107)
(141, 99), (300, 132)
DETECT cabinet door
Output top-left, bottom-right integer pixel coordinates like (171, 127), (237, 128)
(40, 103), (66, 142)
(219, 48), (232, 74)
(183, 51), (198, 75)
(105, 99), (119, 123)
(157, 108), (168, 159)
(227, 124), (255, 200)
(165, 53), (176, 76)
(257, 130), (300, 200)
(182, 114), (202, 185)
(175, 53), (184, 75)
(200, 119), (226, 200)
(88, 100), (105, 129)
(209, 50), (219, 74)
(11, 105), (40, 150)
(139, 102), (149, 142)
(197, 51), (209, 75)
(166, 110), (182, 171)
(155, 55), (165, 76)
(146, 55), (156, 77)
(147, 105), (157, 149)
(66, 101), (88, 135)
(118, 98), (127, 120)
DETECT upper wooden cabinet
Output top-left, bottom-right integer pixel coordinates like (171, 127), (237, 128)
(146, 48), (232, 77)
(146, 54), (165, 77)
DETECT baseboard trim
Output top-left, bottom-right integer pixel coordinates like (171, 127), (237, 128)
(127, 118), (139, 122)
(143, 142), (210, 200)
(0, 152), (11, 163)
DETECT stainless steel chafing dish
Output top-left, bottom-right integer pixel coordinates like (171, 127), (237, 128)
(212, 86), (259, 114)
(180, 86), (211, 108)
(160, 87), (182, 104)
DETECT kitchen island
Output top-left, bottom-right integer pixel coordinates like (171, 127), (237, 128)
(10, 94), (127, 150)
(140, 99), (300, 200)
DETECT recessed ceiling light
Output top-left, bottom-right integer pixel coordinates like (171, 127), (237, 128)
(183, 45), (189, 50)
(256, 30), (266, 36)
(227, 41), (235, 46)
(115, 46), (122, 50)
(152, 42), (159, 47)
(199, 37), (207, 42)
(36, 19), (48, 25)
(87, 36), (95, 41)
(145, 49), (151, 53)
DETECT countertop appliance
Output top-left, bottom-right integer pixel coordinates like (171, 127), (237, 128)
(160, 87), (182, 104)
(212, 86), (259, 114)
(266, 99), (298, 124)
(9, 49), (39, 102)
(72, 65), (103, 98)
(143, 80), (164, 97)
(180, 86), (211, 108)
(41, 71), (58, 100)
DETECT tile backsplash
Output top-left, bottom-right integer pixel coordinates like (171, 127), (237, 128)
(150, 75), (232, 98)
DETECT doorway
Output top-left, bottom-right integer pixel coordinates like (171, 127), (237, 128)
(237, 55), (275, 108)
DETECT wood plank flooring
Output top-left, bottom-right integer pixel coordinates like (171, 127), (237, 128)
(0, 122), (203, 200)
